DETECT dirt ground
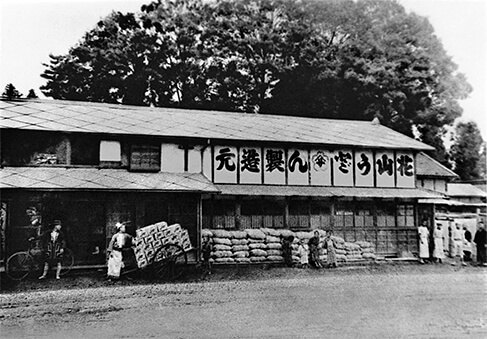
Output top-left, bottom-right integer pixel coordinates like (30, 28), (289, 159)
(1, 262), (486, 338)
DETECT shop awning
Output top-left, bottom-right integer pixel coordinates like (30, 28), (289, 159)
(215, 184), (444, 199)
(0, 167), (219, 192)
(418, 198), (467, 206)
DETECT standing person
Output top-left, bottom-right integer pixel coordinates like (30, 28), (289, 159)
(474, 221), (487, 266)
(308, 230), (323, 268)
(297, 240), (308, 268)
(281, 235), (294, 267)
(107, 222), (133, 281)
(325, 231), (337, 268)
(418, 220), (430, 264)
(463, 225), (472, 262)
(201, 234), (213, 274)
(38, 220), (66, 280)
(451, 223), (465, 266)
(432, 224), (445, 264)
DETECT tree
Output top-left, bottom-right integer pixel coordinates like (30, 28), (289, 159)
(40, 0), (471, 159)
(2, 83), (23, 99)
(26, 89), (38, 99)
(450, 121), (484, 180)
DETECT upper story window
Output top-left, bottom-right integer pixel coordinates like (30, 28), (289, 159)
(129, 143), (161, 172)
(1, 130), (67, 166)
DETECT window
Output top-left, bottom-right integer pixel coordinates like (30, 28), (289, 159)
(310, 200), (331, 229)
(397, 204), (414, 227)
(377, 203), (396, 227)
(334, 202), (354, 228)
(289, 199), (309, 228)
(1, 130), (66, 166)
(355, 202), (374, 227)
(71, 135), (99, 165)
(129, 143), (161, 171)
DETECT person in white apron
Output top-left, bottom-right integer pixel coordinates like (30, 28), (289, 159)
(418, 220), (430, 264)
(107, 223), (132, 280)
(451, 223), (465, 266)
(433, 224), (445, 263)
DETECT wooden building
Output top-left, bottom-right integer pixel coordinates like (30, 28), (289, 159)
(0, 99), (444, 267)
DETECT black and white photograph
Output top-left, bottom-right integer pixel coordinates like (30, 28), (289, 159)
(1, 0), (486, 338)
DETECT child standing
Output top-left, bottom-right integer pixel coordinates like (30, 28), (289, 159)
(297, 241), (308, 268)
(325, 231), (337, 268)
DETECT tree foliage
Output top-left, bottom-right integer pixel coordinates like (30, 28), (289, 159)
(26, 89), (38, 99)
(450, 121), (485, 180)
(2, 83), (23, 99)
(40, 0), (472, 159)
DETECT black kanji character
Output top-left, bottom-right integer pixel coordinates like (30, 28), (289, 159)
(334, 151), (352, 174)
(216, 147), (236, 171)
(265, 149), (285, 172)
(397, 154), (414, 177)
(357, 153), (371, 176)
(241, 148), (260, 173)
(288, 150), (308, 173)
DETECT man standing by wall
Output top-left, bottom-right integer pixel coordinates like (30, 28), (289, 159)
(474, 220), (486, 266)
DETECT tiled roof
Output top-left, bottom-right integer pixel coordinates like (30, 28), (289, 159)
(416, 152), (458, 178)
(447, 183), (487, 197)
(0, 99), (434, 150)
(216, 184), (444, 199)
(0, 167), (219, 192)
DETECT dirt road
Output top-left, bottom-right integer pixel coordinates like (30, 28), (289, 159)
(1, 265), (486, 338)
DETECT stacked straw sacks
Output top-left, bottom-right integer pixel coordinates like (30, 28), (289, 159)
(201, 228), (376, 264)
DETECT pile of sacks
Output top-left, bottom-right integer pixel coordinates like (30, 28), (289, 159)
(202, 228), (376, 264)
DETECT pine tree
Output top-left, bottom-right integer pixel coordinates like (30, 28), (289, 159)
(2, 83), (23, 99)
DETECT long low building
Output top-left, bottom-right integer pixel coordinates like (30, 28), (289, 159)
(0, 98), (444, 266)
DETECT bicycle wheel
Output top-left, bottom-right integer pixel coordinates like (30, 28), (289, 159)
(153, 244), (187, 281)
(60, 248), (74, 276)
(6, 252), (33, 281)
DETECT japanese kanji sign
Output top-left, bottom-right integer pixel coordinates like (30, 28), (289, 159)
(396, 152), (415, 187)
(376, 151), (395, 187)
(354, 150), (374, 187)
(263, 148), (286, 184)
(214, 146), (237, 183)
(211, 145), (415, 188)
(333, 150), (353, 186)
(288, 149), (309, 185)
(239, 147), (262, 184)
(310, 150), (332, 185)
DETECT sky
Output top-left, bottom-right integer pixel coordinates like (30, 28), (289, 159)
(0, 0), (486, 139)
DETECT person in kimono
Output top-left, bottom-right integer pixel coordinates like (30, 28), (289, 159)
(463, 225), (472, 262)
(201, 234), (213, 274)
(107, 222), (133, 280)
(474, 221), (486, 266)
(297, 240), (308, 268)
(325, 231), (337, 268)
(38, 220), (66, 280)
(451, 223), (465, 266)
(308, 230), (323, 268)
(281, 235), (294, 267)
(418, 220), (430, 264)
(432, 224), (445, 264)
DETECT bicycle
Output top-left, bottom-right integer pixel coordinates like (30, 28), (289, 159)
(6, 238), (74, 281)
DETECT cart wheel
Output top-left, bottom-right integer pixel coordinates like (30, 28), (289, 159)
(6, 252), (33, 281)
(60, 248), (74, 276)
(153, 244), (187, 281)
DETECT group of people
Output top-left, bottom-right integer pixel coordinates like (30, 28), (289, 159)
(290, 230), (338, 269)
(418, 219), (487, 266)
(201, 229), (338, 274)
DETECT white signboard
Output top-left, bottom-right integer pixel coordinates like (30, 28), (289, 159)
(375, 151), (395, 187)
(239, 147), (262, 184)
(396, 152), (415, 188)
(263, 148), (286, 185)
(288, 149), (309, 185)
(333, 150), (353, 186)
(354, 150), (374, 187)
(214, 146), (237, 183)
(310, 150), (332, 186)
